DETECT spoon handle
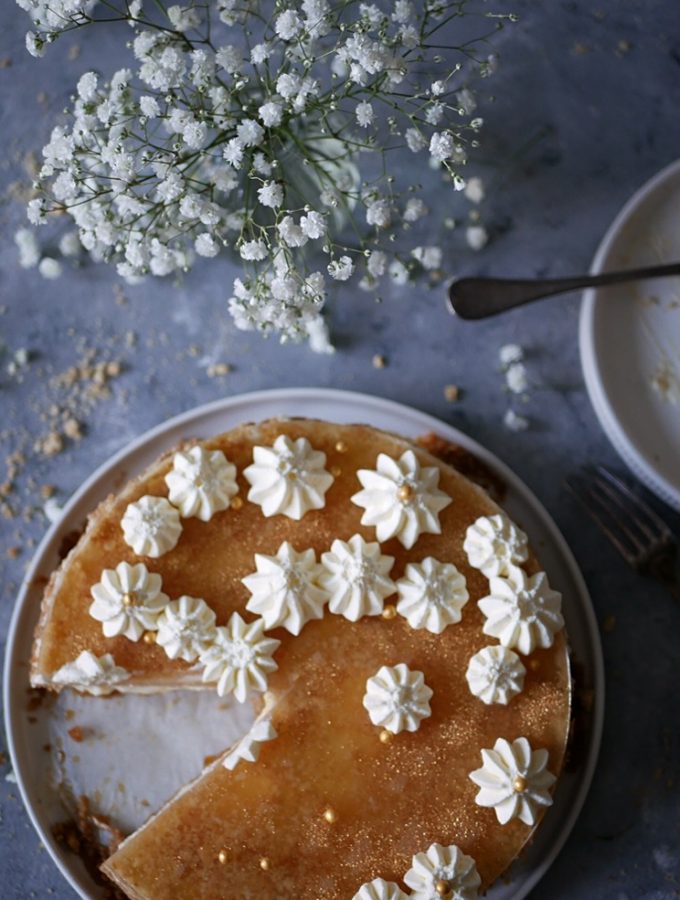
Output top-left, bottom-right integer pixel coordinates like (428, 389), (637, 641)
(448, 261), (680, 320)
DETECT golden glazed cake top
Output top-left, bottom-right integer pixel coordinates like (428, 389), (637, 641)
(31, 418), (571, 898)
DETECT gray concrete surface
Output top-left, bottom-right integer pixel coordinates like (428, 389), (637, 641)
(1, 1), (679, 898)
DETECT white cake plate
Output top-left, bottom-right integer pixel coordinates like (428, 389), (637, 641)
(4, 388), (604, 900)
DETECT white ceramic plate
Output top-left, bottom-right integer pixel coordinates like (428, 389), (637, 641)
(4, 388), (604, 900)
(580, 158), (680, 511)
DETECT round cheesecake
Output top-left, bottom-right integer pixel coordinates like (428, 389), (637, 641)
(31, 418), (571, 899)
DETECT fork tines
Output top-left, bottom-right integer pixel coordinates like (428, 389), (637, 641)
(566, 466), (675, 569)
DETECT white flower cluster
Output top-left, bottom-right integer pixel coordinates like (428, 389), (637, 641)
(18, 0), (505, 349)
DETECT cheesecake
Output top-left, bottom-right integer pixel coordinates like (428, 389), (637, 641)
(31, 418), (571, 899)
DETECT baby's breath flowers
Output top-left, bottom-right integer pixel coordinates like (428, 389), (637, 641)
(17, 0), (509, 350)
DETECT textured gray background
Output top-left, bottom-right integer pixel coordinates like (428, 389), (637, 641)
(1, 1), (680, 898)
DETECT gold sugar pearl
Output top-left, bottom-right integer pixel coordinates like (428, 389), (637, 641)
(330, 466), (342, 478)
(435, 880), (451, 897)
(122, 592), (134, 607)
(323, 807), (337, 824)
(335, 440), (348, 453)
(398, 484), (414, 502)
(379, 729), (392, 744)
(259, 857), (270, 871)
(528, 658), (541, 672)
(513, 775), (528, 793)
(217, 850), (228, 865)
(231, 496), (243, 510)
(381, 604), (397, 621)
(142, 631), (157, 645)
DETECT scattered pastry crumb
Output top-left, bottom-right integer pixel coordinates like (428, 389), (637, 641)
(63, 417), (83, 441)
(650, 358), (680, 405)
(68, 726), (85, 743)
(444, 384), (460, 402)
(34, 430), (64, 457)
(503, 409), (529, 432)
(372, 354), (387, 369)
(207, 363), (232, 378)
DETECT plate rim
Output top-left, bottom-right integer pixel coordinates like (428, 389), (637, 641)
(579, 157), (680, 512)
(3, 387), (605, 900)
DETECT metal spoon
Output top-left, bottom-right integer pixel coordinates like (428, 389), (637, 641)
(447, 261), (680, 320)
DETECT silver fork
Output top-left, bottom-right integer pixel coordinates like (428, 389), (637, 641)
(566, 466), (680, 601)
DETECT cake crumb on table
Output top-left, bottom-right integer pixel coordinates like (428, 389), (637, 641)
(444, 384), (460, 402)
(63, 417), (82, 441)
(372, 354), (387, 369)
(207, 363), (232, 378)
(34, 430), (64, 457)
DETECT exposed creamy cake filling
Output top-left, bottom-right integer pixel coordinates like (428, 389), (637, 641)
(50, 650), (130, 695)
(30, 418), (571, 898)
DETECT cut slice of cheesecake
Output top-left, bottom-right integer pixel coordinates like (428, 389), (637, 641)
(31, 418), (571, 898)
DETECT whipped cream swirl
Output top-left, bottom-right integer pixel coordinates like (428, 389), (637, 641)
(396, 557), (469, 634)
(363, 663), (433, 734)
(466, 645), (526, 705)
(243, 434), (334, 520)
(89, 561), (169, 641)
(223, 715), (278, 771)
(469, 736), (556, 826)
(51, 651), (130, 695)
(463, 513), (529, 578)
(243, 542), (328, 635)
(404, 842), (481, 900)
(155, 595), (217, 662)
(352, 880), (409, 900)
(200, 612), (280, 702)
(165, 446), (239, 521)
(121, 495), (182, 557)
(320, 534), (395, 622)
(478, 565), (564, 654)
(351, 450), (452, 549)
